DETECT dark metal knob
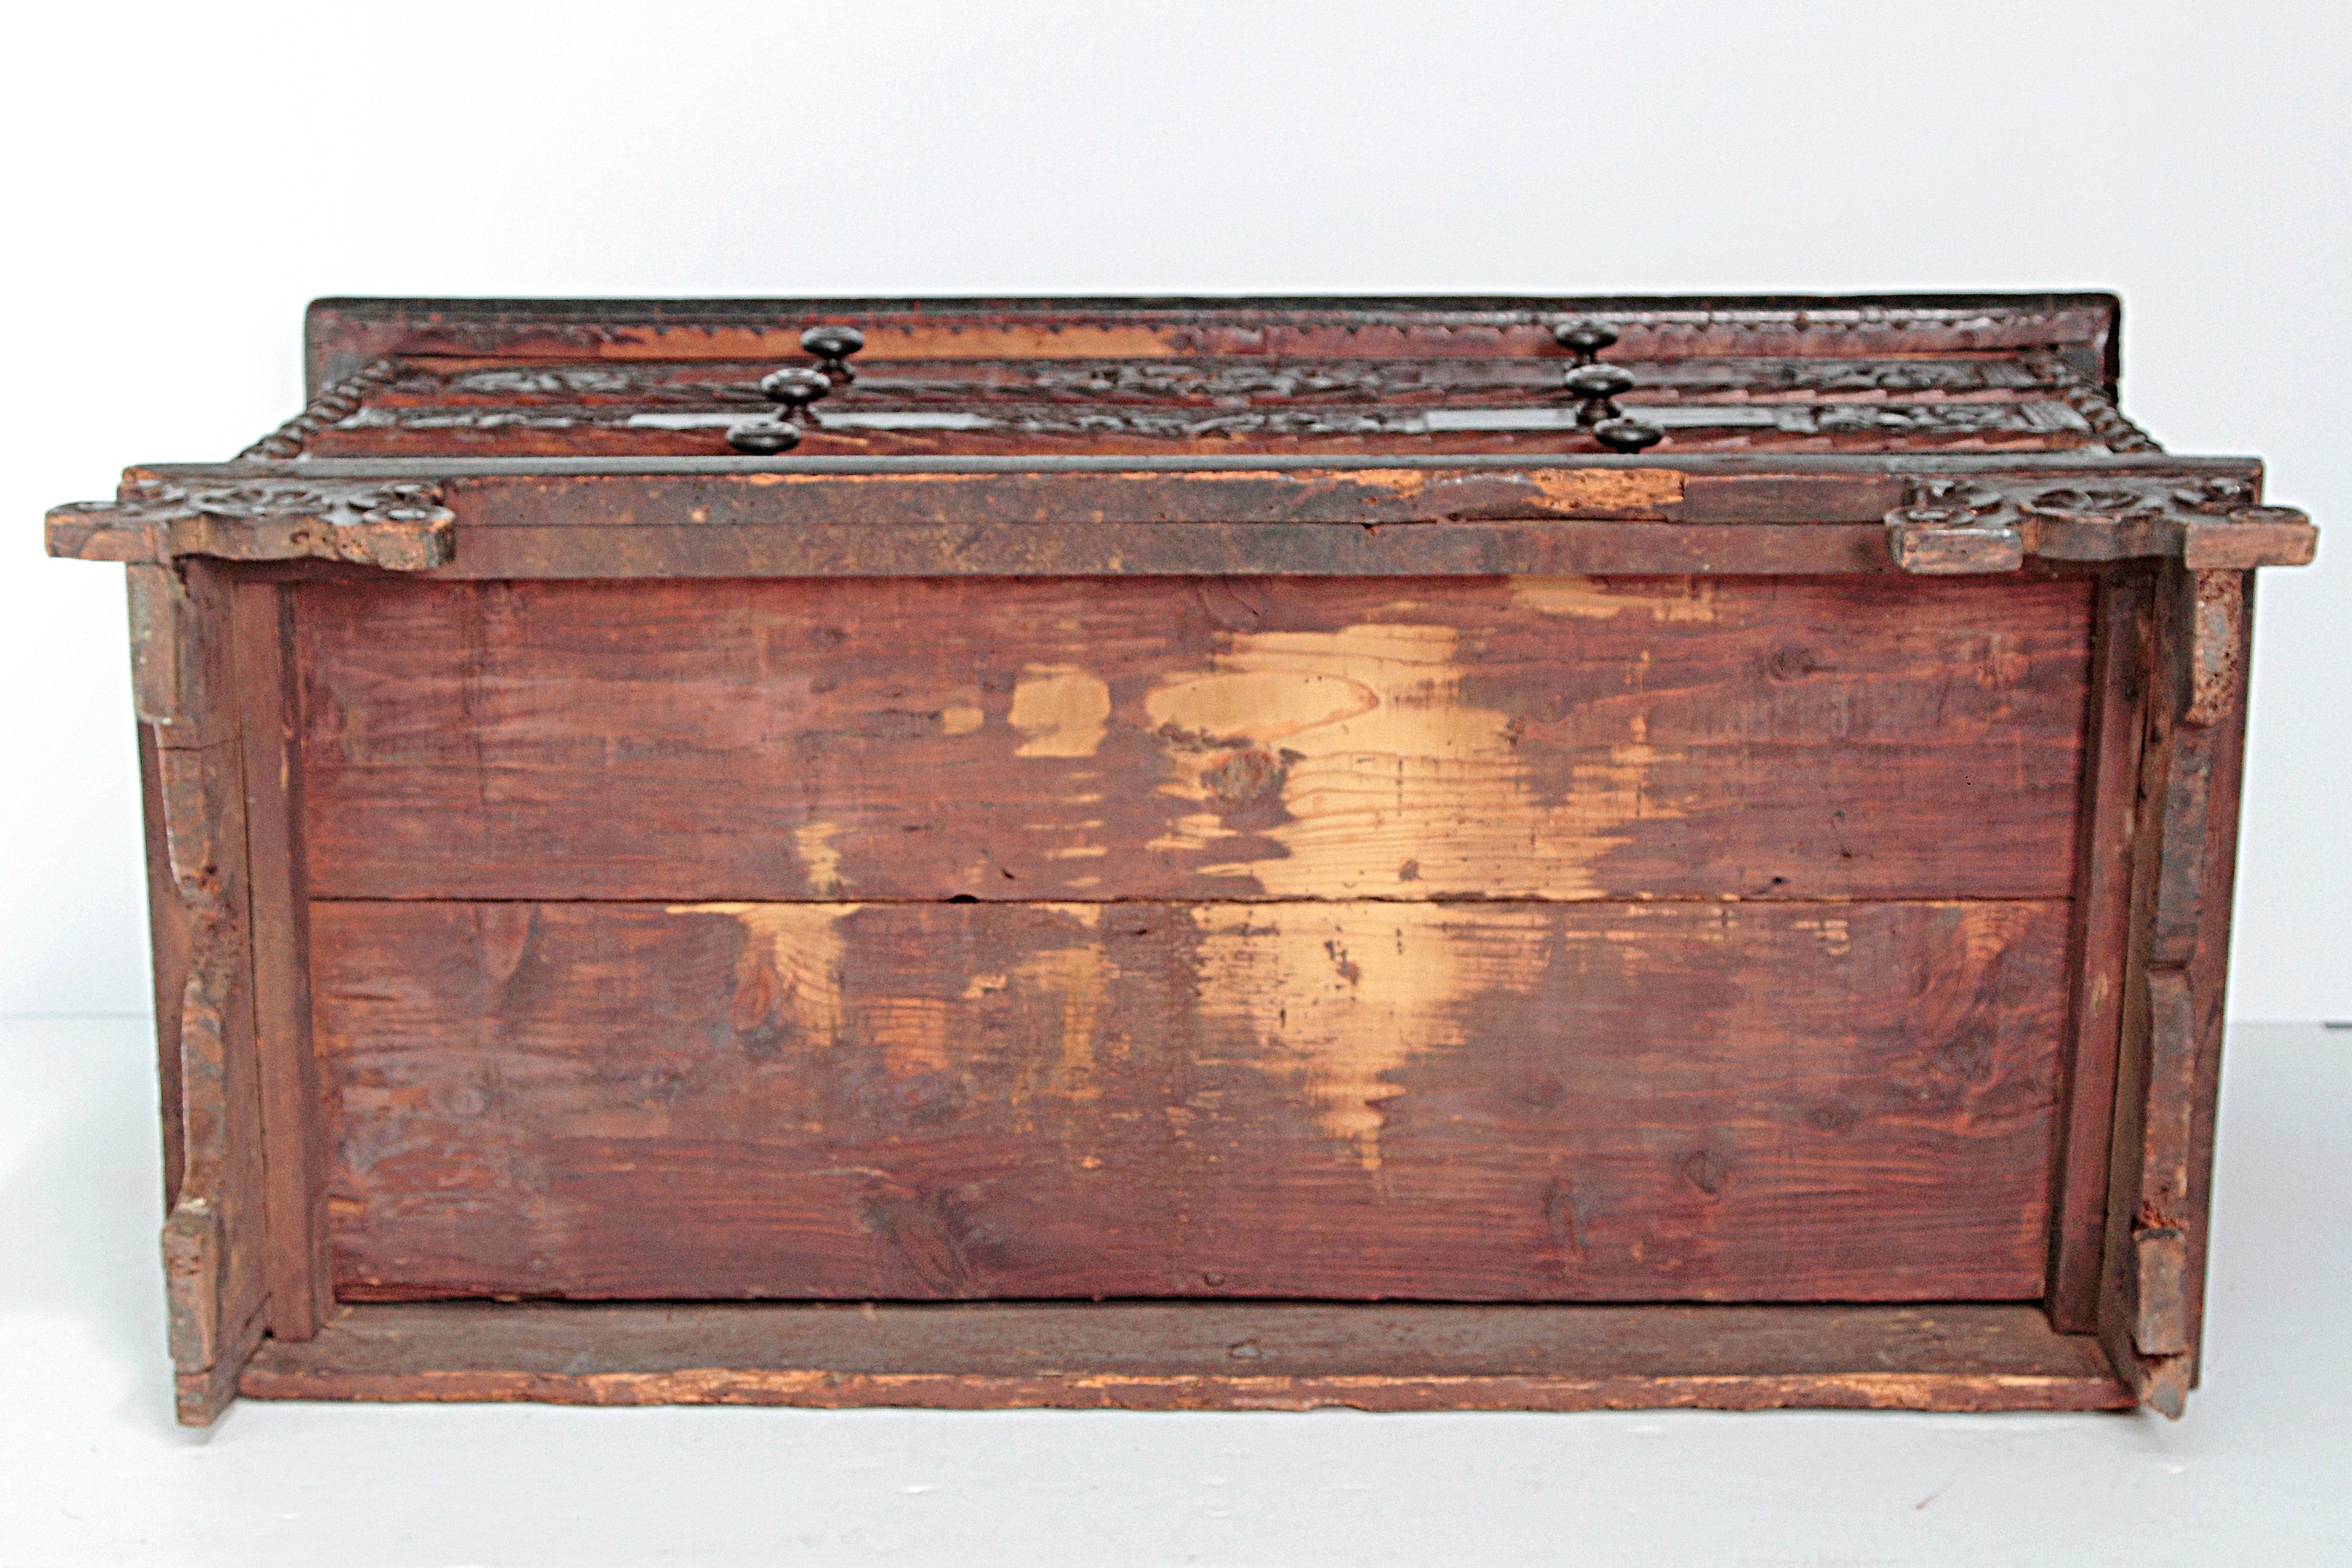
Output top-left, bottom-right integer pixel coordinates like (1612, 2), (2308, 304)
(727, 365), (836, 454)
(1592, 417), (1665, 454)
(761, 367), (833, 413)
(1563, 363), (1635, 426)
(726, 422), (801, 454)
(801, 325), (865, 384)
(1554, 322), (1618, 366)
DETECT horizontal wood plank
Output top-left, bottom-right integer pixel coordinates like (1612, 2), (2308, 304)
(408, 521), (1906, 579)
(296, 574), (2092, 902)
(242, 1300), (2132, 1412)
(315, 898), (2066, 1304)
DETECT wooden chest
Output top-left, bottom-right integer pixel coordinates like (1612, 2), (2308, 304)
(49, 295), (2316, 1425)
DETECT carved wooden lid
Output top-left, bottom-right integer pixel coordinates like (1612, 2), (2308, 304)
(50, 294), (2317, 581)
(262, 294), (2151, 462)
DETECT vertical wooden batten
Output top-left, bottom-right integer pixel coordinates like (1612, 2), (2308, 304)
(2095, 564), (2255, 1416)
(233, 582), (329, 1340)
(2046, 571), (2153, 1330)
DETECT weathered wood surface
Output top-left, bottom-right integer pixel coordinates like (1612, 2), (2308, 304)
(2096, 564), (2253, 1416)
(303, 406), (2103, 460)
(137, 724), (191, 1206)
(241, 1300), (2132, 1412)
(397, 520), (1912, 580)
(296, 574), (2092, 904)
(232, 583), (330, 1339)
(2044, 573), (2152, 1331)
(138, 559), (271, 1423)
(303, 294), (2123, 392)
(313, 897), (2066, 1303)
(56, 461), (2290, 579)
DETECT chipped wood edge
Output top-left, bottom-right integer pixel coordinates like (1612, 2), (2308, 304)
(139, 560), (272, 1426)
(239, 1365), (2133, 1414)
(241, 1302), (2134, 1414)
(2095, 562), (2255, 1417)
(45, 479), (454, 571)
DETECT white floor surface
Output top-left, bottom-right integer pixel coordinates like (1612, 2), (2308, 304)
(1, 1015), (2344, 1567)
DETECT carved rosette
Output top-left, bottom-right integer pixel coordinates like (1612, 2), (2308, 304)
(1885, 476), (2313, 575)
(47, 478), (456, 571)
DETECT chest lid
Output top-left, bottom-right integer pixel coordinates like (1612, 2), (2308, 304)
(273, 293), (2143, 462)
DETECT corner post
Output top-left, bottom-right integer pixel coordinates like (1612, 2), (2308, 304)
(2096, 563), (2254, 1416)
(135, 557), (271, 1424)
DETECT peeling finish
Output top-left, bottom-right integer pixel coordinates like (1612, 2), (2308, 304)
(1010, 941), (1115, 1105)
(1010, 665), (1112, 757)
(674, 903), (850, 1050)
(792, 821), (847, 896)
(1524, 468), (1685, 509)
(1190, 904), (1549, 1169)
(1144, 620), (1679, 898)
(1508, 576), (1717, 622)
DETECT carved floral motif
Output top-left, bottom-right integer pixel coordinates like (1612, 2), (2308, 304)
(1883, 477), (2313, 574)
(46, 479), (456, 570)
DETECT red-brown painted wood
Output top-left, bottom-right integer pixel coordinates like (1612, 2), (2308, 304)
(314, 897), (2067, 1305)
(243, 1300), (2132, 1413)
(295, 573), (2093, 904)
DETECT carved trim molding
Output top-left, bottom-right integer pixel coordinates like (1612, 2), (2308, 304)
(46, 478), (455, 571)
(1885, 475), (2314, 574)
(2021, 352), (2160, 453)
(239, 358), (402, 460)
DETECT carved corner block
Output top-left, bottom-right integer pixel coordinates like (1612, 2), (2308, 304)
(47, 478), (456, 571)
(1885, 476), (2315, 575)
(1883, 482), (2024, 573)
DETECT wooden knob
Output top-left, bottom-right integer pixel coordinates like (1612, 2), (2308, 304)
(801, 325), (865, 384)
(1554, 322), (1619, 365)
(1563, 363), (1635, 426)
(1592, 417), (1665, 454)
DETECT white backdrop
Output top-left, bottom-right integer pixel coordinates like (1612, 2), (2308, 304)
(4, 0), (2345, 1021)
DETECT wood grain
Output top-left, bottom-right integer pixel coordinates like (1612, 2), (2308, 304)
(145, 559), (271, 1423)
(137, 723), (190, 1207)
(296, 574), (2092, 903)
(232, 581), (330, 1339)
(242, 1300), (2132, 1413)
(2044, 572), (2150, 1330)
(314, 897), (2067, 1305)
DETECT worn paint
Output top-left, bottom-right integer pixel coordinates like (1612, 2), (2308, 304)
(673, 903), (850, 1050)
(674, 902), (1112, 1105)
(793, 821), (847, 896)
(1523, 467), (1685, 510)
(1142, 620), (1679, 899)
(1509, 576), (1717, 622)
(1010, 940), (1114, 1105)
(1191, 904), (1549, 1169)
(1791, 917), (1854, 958)
(1010, 665), (1112, 758)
